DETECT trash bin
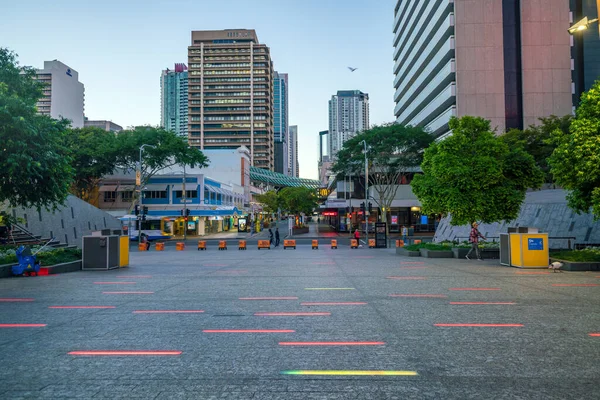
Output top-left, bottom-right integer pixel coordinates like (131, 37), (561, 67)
(82, 234), (120, 270)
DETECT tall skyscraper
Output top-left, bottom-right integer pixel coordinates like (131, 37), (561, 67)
(273, 72), (289, 175)
(393, 0), (573, 138)
(288, 125), (299, 177)
(187, 29), (275, 170)
(160, 63), (188, 137)
(35, 60), (84, 128)
(328, 90), (369, 159)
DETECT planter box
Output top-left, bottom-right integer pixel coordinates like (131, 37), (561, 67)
(453, 248), (500, 259)
(292, 227), (309, 235)
(0, 260), (81, 278)
(550, 258), (600, 272)
(420, 249), (453, 258)
(396, 248), (421, 257)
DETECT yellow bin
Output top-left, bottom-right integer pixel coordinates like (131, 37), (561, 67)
(509, 233), (549, 268)
(119, 236), (130, 267)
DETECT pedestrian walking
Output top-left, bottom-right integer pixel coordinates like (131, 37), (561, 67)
(268, 228), (274, 246)
(354, 228), (362, 247)
(466, 222), (486, 260)
(275, 227), (280, 247)
(401, 225), (408, 245)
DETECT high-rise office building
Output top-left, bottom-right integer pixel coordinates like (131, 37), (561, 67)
(288, 125), (299, 177)
(160, 63), (189, 137)
(328, 90), (369, 159)
(393, 0), (573, 138)
(35, 60), (84, 128)
(187, 29), (275, 170)
(571, 0), (600, 106)
(273, 72), (289, 175)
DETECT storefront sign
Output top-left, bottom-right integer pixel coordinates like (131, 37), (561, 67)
(528, 238), (543, 250)
(323, 211), (337, 216)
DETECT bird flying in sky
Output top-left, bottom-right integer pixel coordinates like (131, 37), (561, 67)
(348, 67), (358, 72)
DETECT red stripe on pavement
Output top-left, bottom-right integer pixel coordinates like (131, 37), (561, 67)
(449, 302), (516, 305)
(49, 306), (116, 309)
(116, 276), (152, 278)
(279, 341), (385, 346)
(301, 302), (367, 306)
(389, 294), (447, 298)
(254, 312), (330, 316)
(449, 288), (501, 291)
(0, 298), (34, 302)
(133, 310), (204, 314)
(239, 297), (298, 300)
(69, 350), (181, 356)
(0, 324), (46, 328)
(203, 329), (295, 333)
(435, 323), (523, 327)
(589, 333), (600, 337)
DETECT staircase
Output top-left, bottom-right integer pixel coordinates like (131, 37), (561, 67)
(3, 224), (66, 248)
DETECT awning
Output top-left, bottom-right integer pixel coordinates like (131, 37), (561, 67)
(116, 185), (135, 191)
(99, 185), (118, 192)
(142, 184), (168, 191)
(170, 184), (199, 192)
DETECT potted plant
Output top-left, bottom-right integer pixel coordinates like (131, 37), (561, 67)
(396, 243), (422, 257)
(549, 248), (600, 271)
(419, 243), (453, 258)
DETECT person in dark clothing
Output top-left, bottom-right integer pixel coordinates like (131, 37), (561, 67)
(275, 228), (280, 247)
(268, 228), (273, 246)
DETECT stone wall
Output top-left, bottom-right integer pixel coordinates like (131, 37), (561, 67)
(6, 195), (122, 248)
(434, 190), (600, 249)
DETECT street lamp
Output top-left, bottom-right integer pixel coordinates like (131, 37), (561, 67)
(568, 2), (600, 37)
(138, 144), (155, 243)
(361, 140), (369, 246)
(173, 166), (188, 240)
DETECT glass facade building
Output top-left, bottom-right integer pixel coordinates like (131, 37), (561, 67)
(273, 71), (289, 175)
(160, 64), (189, 137)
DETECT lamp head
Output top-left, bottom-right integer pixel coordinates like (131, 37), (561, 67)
(568, 17), (589, 34)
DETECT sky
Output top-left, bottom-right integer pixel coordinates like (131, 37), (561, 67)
(1, 0), (397, 180)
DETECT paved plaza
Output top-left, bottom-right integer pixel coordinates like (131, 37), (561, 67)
(1, 245), (600, 399)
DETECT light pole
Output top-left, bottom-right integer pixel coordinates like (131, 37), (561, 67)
(568, 1), (600, 37)
(138, 144), (155, 243)
(361, 140), (369, 246)
(173, 167), (188, 240)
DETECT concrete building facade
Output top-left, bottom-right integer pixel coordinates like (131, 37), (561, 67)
(393, 0), (573, 137)
(273, 72), (289, 175)
(35, 60), (85, 128)
(328, 90), (369, 159)
(84, 119), (123, 132)
(288, 125), (299, 177)
(187, 29), (275, 170)
(160, 63), (189, 137)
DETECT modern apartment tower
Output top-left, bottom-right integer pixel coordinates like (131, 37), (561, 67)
(288, 125), (299, 177)
(273, 72), (289, 175)
(328, 90), (369, 159)
(160, 63), (189, 137)
(187, 29), (275, 170)
(35, 60), (85, 128)
(393, 0), (573, 137)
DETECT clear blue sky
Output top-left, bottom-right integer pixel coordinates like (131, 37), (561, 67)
(1, 0), (396, 179)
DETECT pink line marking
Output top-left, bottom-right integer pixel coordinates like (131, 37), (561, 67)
(116, 276), (152, 278)
(102, 292), (154, 294)
(69, 350), (181, 356)
(449, 302), (516, 305)
(389, 294), (447, 298)
(0, 324), (47, 328)
(49, 306), (116, 309)
(552, 284), (599, 287)
(239, 297), (298, 300)
(301, 302), (367, 306)
(0, 298), (34, 302)
(589, 333), (600, 337)
(435, 323), (523, 327)
(203, 329), (295, 333)
(279, 341), (385, 346)
(449, 288), (501, 291)
(133, 310), (204, 314)
(254, 312), (331, 316)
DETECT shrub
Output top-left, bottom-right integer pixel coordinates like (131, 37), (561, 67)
(0, 247), (81, 265)
(550, 249), (600, 263)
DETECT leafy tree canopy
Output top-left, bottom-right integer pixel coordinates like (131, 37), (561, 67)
(548, 80), (600, 217)
(411, 116), (544, 226)
(0, 47), (74, 210)
(277, 187), (318, 216)
(255, 190), (280, 214)
(500, 115), (571, 183)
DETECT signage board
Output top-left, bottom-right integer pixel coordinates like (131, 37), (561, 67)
(527, 238), (544, 250)
(375, 222), (387, 248)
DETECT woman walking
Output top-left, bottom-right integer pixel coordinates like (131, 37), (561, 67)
(466, 222), (486, 260)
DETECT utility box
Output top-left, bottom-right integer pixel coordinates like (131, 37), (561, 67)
(501, 228), (548, 269)
(82, 235), (120, 270)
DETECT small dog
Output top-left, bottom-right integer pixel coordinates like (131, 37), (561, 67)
(549, 261), (564, 273)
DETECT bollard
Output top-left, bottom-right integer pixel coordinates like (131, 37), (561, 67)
(350, 239), (358, 249)
(218, 240), (227, 250)
(138, 243), (148, 252)
(312, 240), (319, 250)
(238, 240), (247, 250)
(197, 241), (206, 251)
(176, 242), (185, 251)
(413, 239), (421, 245)
(283, 239), (296, 249)
(396, 239), (404, 248)
(258, 240), (270, 250)
(155, 242), (165, 251)
(331, 239), (337, 249)
(368, 239), (376, 248)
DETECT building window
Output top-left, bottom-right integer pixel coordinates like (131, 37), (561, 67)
(175, 190), (198, 198)
(121, 191), (133, 202)
(144, 191), (167, 199)
(103, 191), (117, 203)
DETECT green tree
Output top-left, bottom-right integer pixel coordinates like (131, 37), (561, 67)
(411, 116), (544, 226)
(278, 187), (318, 217)
(64, 127), (118, 202)
(0, 48), (74, 210)
(548, 80), (600, 218)
(332, 123), (433, 228)
(501, 115), (571, 183)
(255, 190), (280, 214)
